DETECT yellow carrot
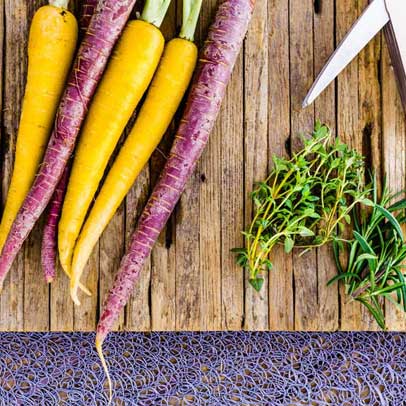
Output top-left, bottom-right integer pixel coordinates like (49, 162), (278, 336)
(70, 6), (201, 303)
(0, 1), (78, 251)
(58, 2), (172, 282)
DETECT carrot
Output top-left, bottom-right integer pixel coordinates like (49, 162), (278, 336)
(58, 1), (171, 292)
(95, 0), (255, 391)
(0, 0), (137, 292)
(41, 0), (97, 284)
(70, 0), (202, 303)
(0, 0), (78, 253)
(41, 168), (70, 283)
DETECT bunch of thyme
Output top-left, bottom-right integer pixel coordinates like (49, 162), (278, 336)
(234, 122), (370, 291)
(330, 177), (406, 329)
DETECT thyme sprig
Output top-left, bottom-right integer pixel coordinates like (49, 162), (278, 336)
(234, 122), (370, 291)
(330, 177), (406, 329)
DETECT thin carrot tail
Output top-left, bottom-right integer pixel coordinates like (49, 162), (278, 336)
(79, 283), (92, 297)
(70, 278), (81, 306)
(95, 336), (113, 404)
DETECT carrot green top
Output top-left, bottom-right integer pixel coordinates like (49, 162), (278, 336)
(179, 0), (203, 42)
(140, 0), (172, 28)
(49, 0), (70, 8)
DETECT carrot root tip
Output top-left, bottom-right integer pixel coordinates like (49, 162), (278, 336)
(70, 285), (81, 306)
(96, 337), (113, 403)
(79, 282), (92, 297)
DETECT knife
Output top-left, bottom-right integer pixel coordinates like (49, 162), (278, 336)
(303, 0), (406, 110)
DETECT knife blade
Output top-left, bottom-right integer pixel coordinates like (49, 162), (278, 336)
(303, 0), (390, 108)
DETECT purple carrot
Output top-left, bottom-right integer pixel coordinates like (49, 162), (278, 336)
(41, 0), (98, 283)
(0, 0), (137, 291)
(96, 0), (255, 346)
(41, 168), (70, 283)
(80, 0), (98, 36)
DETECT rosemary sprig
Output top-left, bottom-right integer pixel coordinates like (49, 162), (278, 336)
(234, 122), (370, 291)
(330, 177), (406, 329)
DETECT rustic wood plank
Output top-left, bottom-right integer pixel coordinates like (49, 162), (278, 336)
(336, 0), (370, 330)
(149, 0), (177, 331)
(357, 0), (382, 331)
(267, 0), (294, 331)
(243, 0), (269, 330)
(313, 0), (339, 331)
(175, 0), (204, 331)
(290, 0), (318, 331)
(0, 0), (29, 332)
(197, 0), (222, 331)
(50, 268), (74, 331)
(382, 41), (406, 331)
(220, 52), (245, 331)
(175, 172), (201, 330)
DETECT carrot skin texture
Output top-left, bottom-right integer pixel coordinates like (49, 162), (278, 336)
(0, 0), (137, 290)
(41, 0), (97, 283)
(41, 167), (70, 283)
(71, 37), (198, 294)
(96, 0), (255, 343)
(0, 5), (78, 253)
(59, 20), (164, 279)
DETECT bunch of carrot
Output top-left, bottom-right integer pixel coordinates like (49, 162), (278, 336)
(0, 0), (255, 399)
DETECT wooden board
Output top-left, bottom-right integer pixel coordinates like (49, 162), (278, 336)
(1, 0), (406, 331)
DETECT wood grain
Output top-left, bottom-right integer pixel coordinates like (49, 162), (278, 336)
(149, 1), (177, 331)
(290, 0), (319, 331)
(382, 41), (406, 330)
(337, 0), (364, 331)
(268, 0), (294, 331)
(1, 0), (406, 332)
(313, 0), (339, 331)
(244, 0), (269, 330)
(198, 0), (222, 331)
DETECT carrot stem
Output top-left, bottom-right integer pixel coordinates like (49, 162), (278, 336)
(140, 0), (172, 28)
(180, 0), (202, 42)
(49, 0), (69, 8)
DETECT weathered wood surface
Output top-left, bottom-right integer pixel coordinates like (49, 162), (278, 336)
(0, 0), (405, 331)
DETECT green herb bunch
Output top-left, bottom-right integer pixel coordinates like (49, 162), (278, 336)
(331, 177), (406, 329)
(234, 122), (370, 291)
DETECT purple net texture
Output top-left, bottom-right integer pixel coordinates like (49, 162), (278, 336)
(0, 332), (405, 405)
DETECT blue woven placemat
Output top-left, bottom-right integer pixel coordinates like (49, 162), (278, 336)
(0, 332), (405, 405)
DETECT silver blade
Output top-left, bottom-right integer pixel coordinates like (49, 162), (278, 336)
(303, 0), (389, 108)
